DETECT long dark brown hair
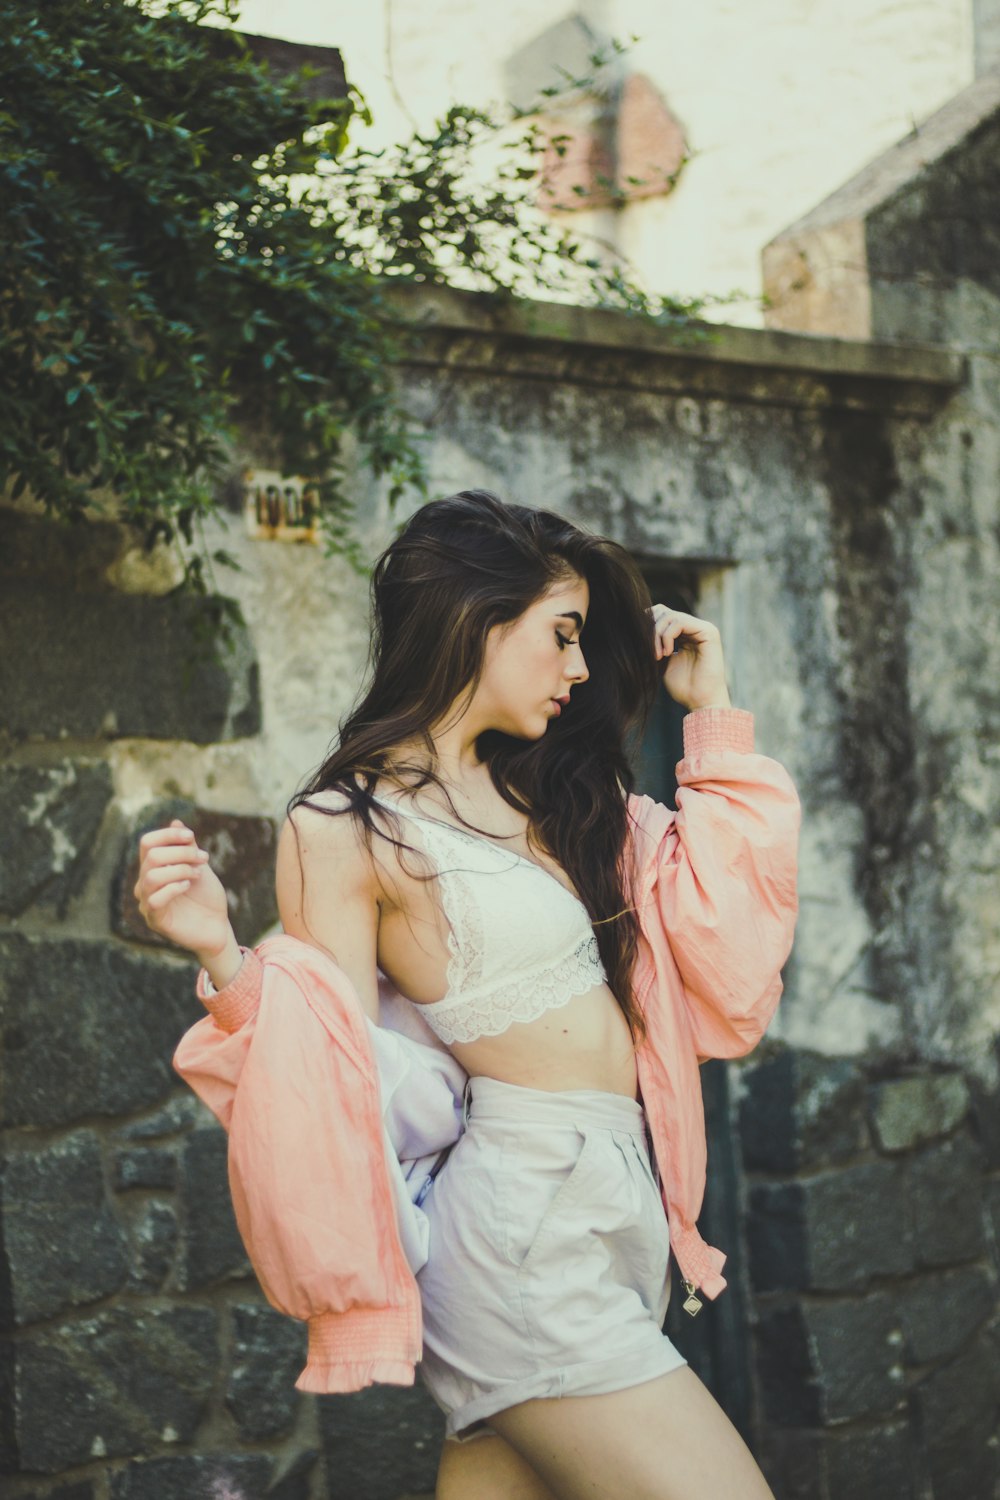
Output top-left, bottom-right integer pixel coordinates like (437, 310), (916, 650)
(287, 488), (660, 1045)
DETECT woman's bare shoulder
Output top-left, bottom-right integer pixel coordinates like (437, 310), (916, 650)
(279, 788), (374, 885)
(275, 789), (385, 1018)
(277, 792), (376, 931)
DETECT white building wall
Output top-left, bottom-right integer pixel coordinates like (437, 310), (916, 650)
(230, 0), (974, 326)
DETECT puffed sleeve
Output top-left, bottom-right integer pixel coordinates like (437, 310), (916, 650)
(640, 706), (801, 1060)
(173, 947), (422, 1392)
(171, 946), (264, 1133)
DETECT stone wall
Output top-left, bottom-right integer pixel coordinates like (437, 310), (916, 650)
(2, 252), (998, 1498)
(0, 524), (340, 1499)
(741, 1052), (999, 1498)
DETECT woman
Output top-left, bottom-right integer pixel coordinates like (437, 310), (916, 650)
(136, 489), (800, 1500)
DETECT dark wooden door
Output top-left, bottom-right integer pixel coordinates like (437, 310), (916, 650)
(628, 563), (754, 1449)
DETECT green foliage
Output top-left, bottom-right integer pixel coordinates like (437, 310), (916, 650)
(316, 103), (698, 310)
(0, 0), (737, 606)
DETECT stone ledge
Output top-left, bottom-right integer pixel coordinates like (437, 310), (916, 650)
(384, 282), (966, 412)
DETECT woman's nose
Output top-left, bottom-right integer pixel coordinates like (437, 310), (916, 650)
(567, 646), (589, 684)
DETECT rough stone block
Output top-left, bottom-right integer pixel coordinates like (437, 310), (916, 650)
(108, 1455), (273, 1500)
(868, 1072), (971, 1152)
(13, 1306), (217, 1473)
(967, 1069), (1000, 1169)
(756, 1430), (826, 1500)
(0, 1129), (129, 1329)
(226, 1302), (308, 1440)
(811, 1297), (906, 1425)
(825, 1420), (915, 1498)
(113, 1093), (202, 1141)
(739, 1050), (869, 1173)
(755, 1292), (905, 1427)
(113, 1146), (177, 1191)
(0, 760), (113, 918)
(0, 1335), (11, 1475)
(911, 1335), (1000, 1500)
(0, 584), (260, 742)
(987, 1179), (1000, 1276)
(124, 1200), (179, 1293)
(19, 1482), (96, 1500)
(268, 1448), (321, 1500)
(904, 1134), (987, 1268)
(747, 1159), (913, 1293)
(754, 1306), (821, 1426)
(760, 1420), (918, 1500)
(175, 1128), (252, 1290)
(319, 1379), (444, 1500)
(0, 508), (139, 588)
(0, 934), (203, 1130)
(894, 1264), (994, 1365)
(115, 800), (278, 950)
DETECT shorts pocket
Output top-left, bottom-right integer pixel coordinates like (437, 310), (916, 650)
(630, 1134), (660, 1197)
(499, 1127), (598, 1273)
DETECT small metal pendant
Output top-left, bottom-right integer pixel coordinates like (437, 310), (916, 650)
(682, 1279), (703, 1316)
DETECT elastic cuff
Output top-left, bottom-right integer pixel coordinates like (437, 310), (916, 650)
(682, 707), (754, 757)
(195, 947), (262, 1032)
(295, 1304), (422, 1392)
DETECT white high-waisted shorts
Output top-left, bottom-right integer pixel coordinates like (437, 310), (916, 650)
(415, 1075), (689, 1443)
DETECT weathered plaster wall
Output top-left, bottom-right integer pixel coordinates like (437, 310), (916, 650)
(764, 71), (1000, 1070)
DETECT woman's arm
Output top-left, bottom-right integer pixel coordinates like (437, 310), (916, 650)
(137, 796), (382, 1032)
(639, 607), (801, 1058)
(273, 794), (382, 1023)
(636, 706), (801, 1060)
(172, 797), (381, 1131)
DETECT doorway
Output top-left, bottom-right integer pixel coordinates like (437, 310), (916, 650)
(628, 559), (755, 1451)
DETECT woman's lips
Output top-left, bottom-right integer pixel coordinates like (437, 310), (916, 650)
(550, 699), (562, 715)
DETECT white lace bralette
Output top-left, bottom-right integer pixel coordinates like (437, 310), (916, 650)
(367, 792), (608, 1045)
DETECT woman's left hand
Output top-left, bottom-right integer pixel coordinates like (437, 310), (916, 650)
(650, 604), (732, 711)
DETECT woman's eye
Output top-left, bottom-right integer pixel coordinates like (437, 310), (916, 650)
(555, 631), (573, 649)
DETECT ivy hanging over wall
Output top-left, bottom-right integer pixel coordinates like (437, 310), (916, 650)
(0, 0), (735, 607)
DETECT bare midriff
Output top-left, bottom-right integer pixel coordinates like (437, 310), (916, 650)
(441, 979), (640, 1101)
(373, 819), (640, 1100)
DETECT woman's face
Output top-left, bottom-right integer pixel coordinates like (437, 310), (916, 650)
(475, 572), (591, 740)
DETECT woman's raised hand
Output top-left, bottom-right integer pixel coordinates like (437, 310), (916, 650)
(134, 819), (233, 962)
(650, 603), (732, 712)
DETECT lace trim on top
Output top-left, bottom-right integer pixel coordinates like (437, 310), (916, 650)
(423, 928), (606, 1044)
(369, 794), (608, 1045)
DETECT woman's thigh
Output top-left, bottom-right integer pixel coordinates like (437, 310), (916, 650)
(486, 1365), (776, 1500)
(435, 1431), (560, 1500)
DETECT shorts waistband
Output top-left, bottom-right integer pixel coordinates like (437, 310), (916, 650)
(463, 1075), (646, 1137)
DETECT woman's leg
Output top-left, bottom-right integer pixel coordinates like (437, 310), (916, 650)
(435, 1431), (560, 1500)
(486, 1365), (776, 1500)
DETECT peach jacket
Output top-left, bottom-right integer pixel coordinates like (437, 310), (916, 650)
(172, 706), (801, 1395)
